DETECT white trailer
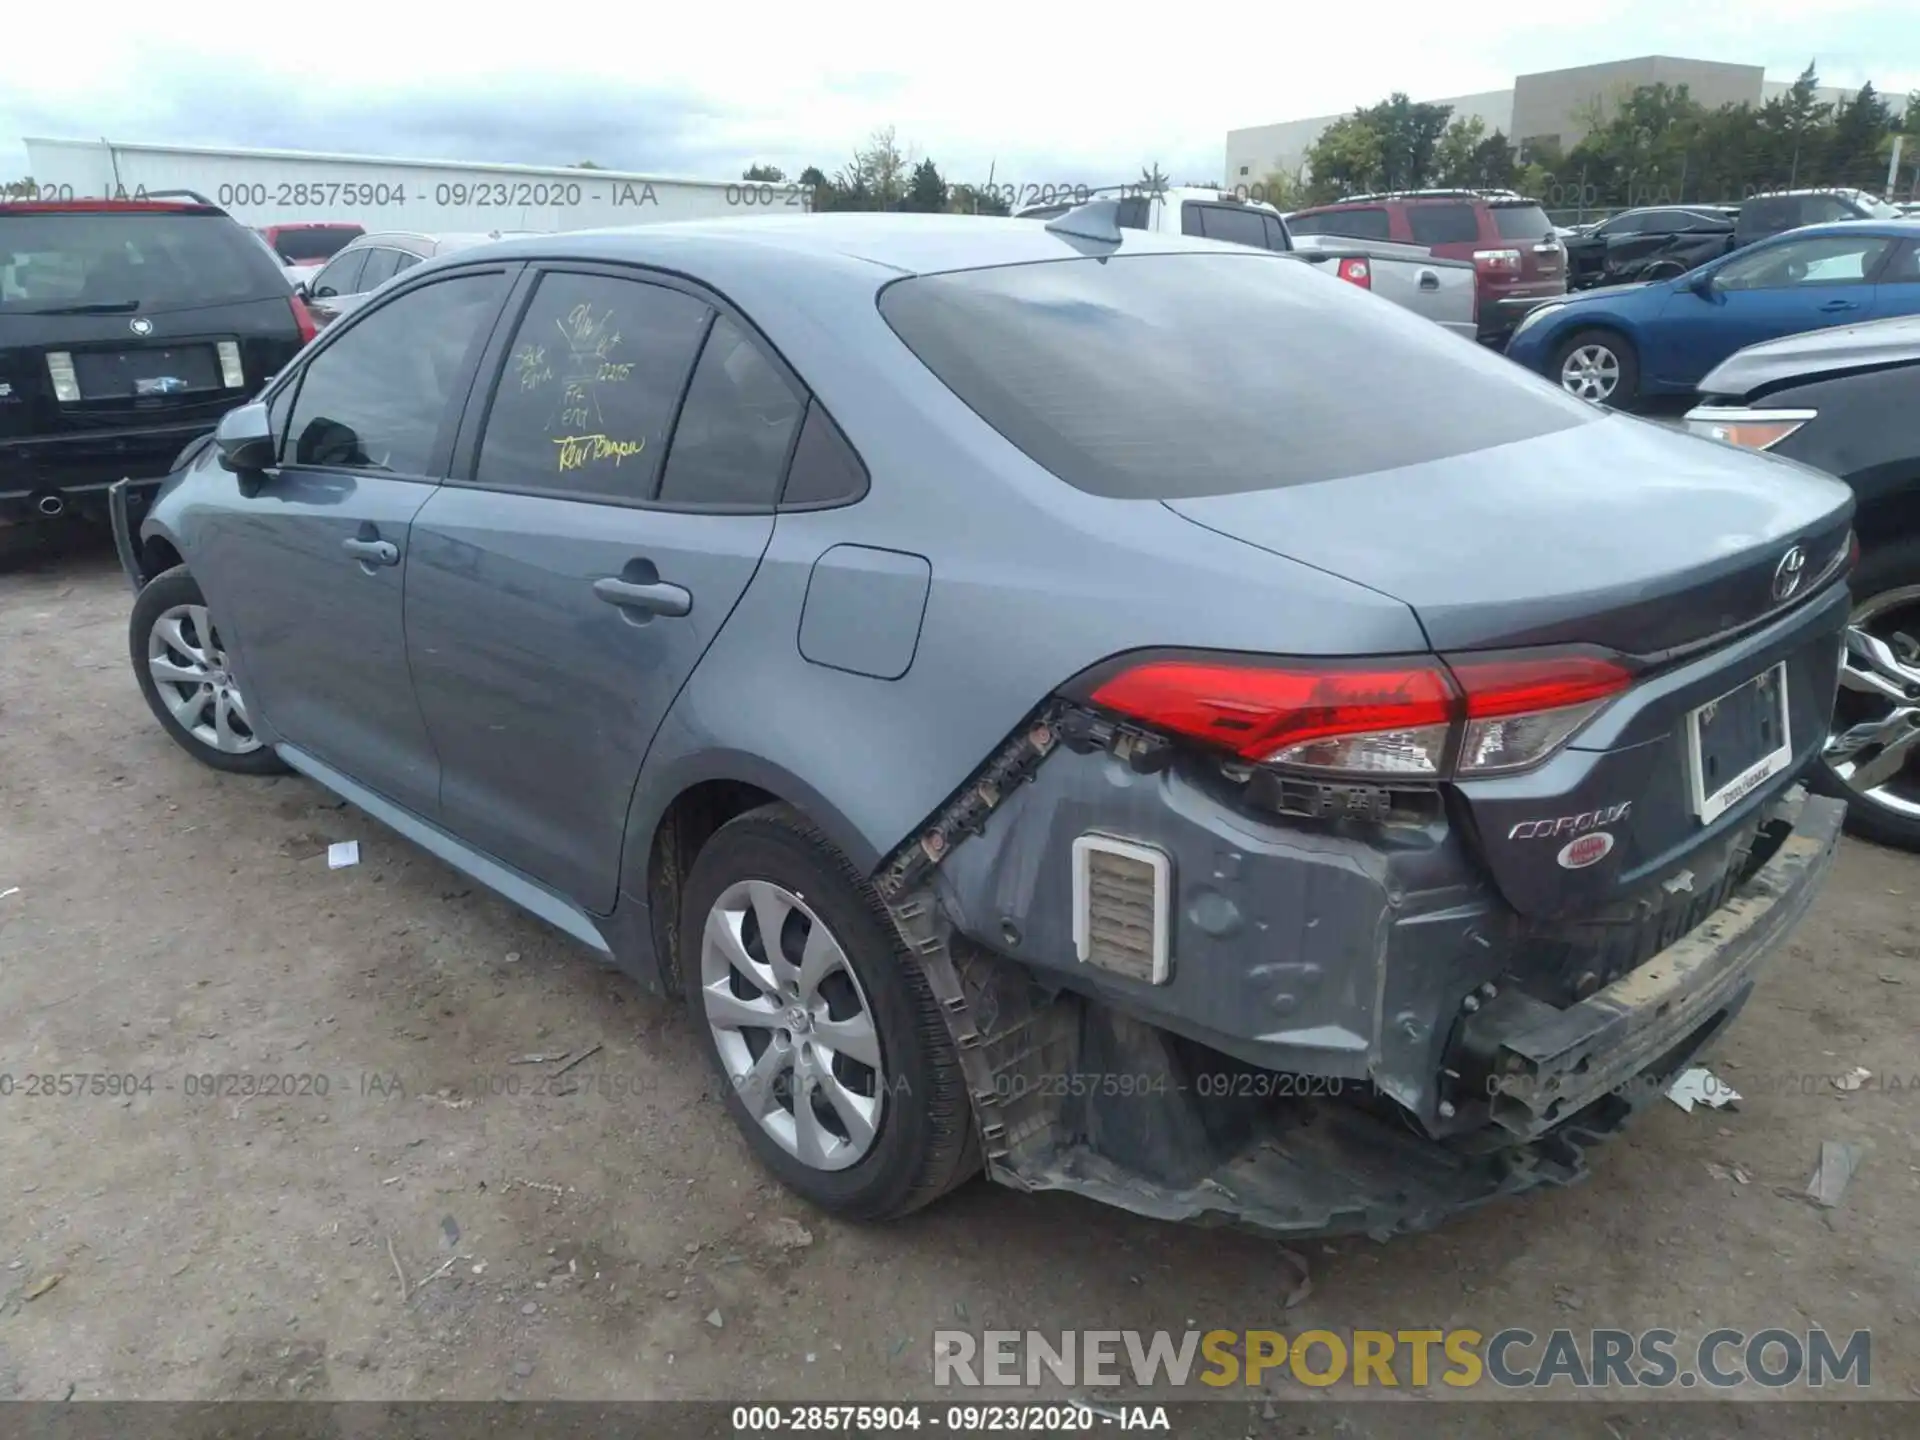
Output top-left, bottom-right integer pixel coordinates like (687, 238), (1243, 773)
(21, 138), (809, 232)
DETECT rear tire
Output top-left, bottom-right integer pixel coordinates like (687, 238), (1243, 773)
(680, 803), (979, 1220)
(1552, 328), (1640, 408)
(1810, 535), (1920, 851)
(130, 566), (289, 776)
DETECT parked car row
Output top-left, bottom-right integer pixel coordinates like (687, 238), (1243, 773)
(107, 212), (1859, 1244)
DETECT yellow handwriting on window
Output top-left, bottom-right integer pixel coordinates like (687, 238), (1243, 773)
(512, 343), (551, 391)
(554, 433), (645, 473)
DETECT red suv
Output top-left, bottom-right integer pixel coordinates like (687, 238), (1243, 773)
(1287, 190), (1565, 343)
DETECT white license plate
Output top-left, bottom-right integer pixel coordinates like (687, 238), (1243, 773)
(1687, 662), (1791, 823)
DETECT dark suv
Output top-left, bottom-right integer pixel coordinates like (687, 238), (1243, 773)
(1, 198), (316, 553)
(1287, 189), (1566, 342)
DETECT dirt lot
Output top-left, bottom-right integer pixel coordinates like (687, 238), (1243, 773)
(1, 538), (1916, 1427)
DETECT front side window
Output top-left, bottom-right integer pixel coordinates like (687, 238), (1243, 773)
(311, 249), (367, 298)
(285, 273), (505, 474)
(474, 271), (712, 503)
(1715, 235), (1893, 291)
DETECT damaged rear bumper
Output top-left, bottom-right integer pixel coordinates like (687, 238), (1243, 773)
(1466, 790), (1844, 1139)
(888, 784), (1844, 1240)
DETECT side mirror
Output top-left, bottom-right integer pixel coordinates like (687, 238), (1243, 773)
(292, 280), (311, 300)
(214, 402), (277, 474)
(1686, 269), (1718, 297)
(314, 285), (336, 299)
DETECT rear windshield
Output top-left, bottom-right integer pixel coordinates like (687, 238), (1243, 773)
(0, 211), (291, 312)
(1287, 207), (1391, 241)
(271, 226), (362, 263)
(878, 252), (1595, 500)
(1491, 204), (1554, 240)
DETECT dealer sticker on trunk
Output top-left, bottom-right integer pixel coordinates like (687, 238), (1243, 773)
(1557, 831), (1615, 869)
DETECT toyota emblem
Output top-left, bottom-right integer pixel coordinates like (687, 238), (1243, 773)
(1771, 545), (1808, 603)
(128, 317), (153, 336)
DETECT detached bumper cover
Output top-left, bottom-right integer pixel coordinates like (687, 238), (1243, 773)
(1477, 790), (1845, 1140)
(890, 785), (1844, 1240)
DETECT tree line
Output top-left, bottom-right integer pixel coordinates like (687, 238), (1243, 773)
(736, 129), (1015, 215)
(1286, 64), (1920, 211)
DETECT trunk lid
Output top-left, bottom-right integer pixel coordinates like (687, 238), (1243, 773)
(1163, 414), (1853, 656)
(1167, 417), (1854, 920)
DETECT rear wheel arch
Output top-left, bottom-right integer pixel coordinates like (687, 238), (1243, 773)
(141, 534), (184, 579)
(637, 764), (882, 994)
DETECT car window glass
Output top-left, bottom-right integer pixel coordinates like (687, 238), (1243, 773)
(312, 249), (366, 297)
(879, 251), (1595, 501)
(1801, 195), (1859, 225)
(285, 273), (504, 474)
(393, 252), (421, 274)
(1197, 205), (1270, 249)
(1115, 197), (1151, 231)
(1715, 235), (1893, 291)
(475, 271), (712, 503)
(1882, 244), (1920, 284)
(1287, 208), (1391, 241)
(357, 248), (402, 289)
(1407, 204), (1479, 245)
(655, 315), (805, 508)
(1633, 211), (1677, 235)
(1261, 214), (1289, 250)
(780, 401), (868, 507)
(0, 212), (289, 309)
(1490, 204), (1552, 240)
(1179, 203), (1205, 237)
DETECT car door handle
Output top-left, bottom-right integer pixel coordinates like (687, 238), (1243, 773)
(342, 537), (399, 566)
(1819, 299), (1858, 311)
(1417, 269), (1440, 290)
(593, 576), (692, 617)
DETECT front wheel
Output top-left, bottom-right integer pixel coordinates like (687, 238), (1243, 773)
(680, 804), (978, 1220)
(130, 566), (289, 776)
(1551, 328), (1640, 408)
(1813, 537), (1920, 850)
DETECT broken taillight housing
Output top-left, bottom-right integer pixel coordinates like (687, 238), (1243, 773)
(1085, 650), (1632, 780)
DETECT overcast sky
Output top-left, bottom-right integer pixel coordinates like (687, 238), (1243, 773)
(5, 2), (1915, 187)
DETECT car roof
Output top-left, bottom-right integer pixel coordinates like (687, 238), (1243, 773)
(1751, 218), (1920, 242)
(0, 199), (224, 216)
(456, 212), (1227, 279)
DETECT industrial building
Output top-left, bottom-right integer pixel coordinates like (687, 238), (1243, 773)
(1225, 56), (1900, 186)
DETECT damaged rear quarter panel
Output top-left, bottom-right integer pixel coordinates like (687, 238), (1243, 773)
(929, 740), (1504, 1100)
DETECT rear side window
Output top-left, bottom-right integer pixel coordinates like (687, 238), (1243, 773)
(1739, 197), (1799, 237)
(1491, 204), (1553, 240)
(0, 211), (292, 310)
(781, 402), (868, 507)
(357, 248), (403, 289)
(1189, 204), (1270, 249)
(879, 253), (1594, 500)
(1408, 204), (1480, 245)
(285, 273), (505, 475)
(655, 315), (805, 508)
(475, 271), (712, 503)
(311, 249), (367, 297)
(1287, 207), (1391, 241)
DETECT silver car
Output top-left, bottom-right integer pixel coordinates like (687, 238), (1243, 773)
(111, 212), (1852, 1239)
(302, 230), (537, 327)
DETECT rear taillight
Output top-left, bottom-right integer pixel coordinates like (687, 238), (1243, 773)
(45, 351), (81, 402)
(1086, 650), (1632, 781)
(289, 294), (318, 344)
(1336, 257), (1371, 289)
(1472, 248), (1523, 275)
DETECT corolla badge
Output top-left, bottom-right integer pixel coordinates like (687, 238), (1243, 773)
(1772, 545), (1807, 603)
(128, 316), (153, 336)
(1558, 832), (1615, 869)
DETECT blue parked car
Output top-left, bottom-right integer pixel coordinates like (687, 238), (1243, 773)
(1506, 219), (1920, 407)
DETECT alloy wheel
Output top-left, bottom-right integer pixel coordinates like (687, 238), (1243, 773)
(1824, 587), (1920, 821)
(146, 603), (262, 755)
(1559, 344), (1620, 402)
(700, 878), (886, 1171)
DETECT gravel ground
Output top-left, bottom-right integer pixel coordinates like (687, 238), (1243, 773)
(1, 537), (1915, 1429)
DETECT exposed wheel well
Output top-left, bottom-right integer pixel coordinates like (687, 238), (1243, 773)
(646, 779), (778, 994)
(142, 536), (184, 579)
